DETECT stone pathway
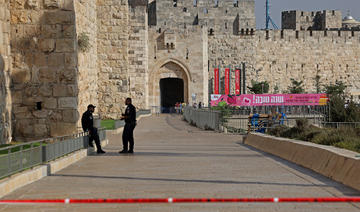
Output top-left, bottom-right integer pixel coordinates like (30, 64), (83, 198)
(0, 114), (359, 211)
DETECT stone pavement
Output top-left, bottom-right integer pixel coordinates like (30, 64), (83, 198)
(0, 114), (359, 212)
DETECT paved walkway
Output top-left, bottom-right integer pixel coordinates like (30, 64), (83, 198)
(0, 115), (359, 211)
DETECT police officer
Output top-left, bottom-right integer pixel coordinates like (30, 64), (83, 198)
(119, 98), (136, 154)
(81, 104), (106, 154)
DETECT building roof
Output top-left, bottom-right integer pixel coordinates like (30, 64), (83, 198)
(343, 15), (360, 24)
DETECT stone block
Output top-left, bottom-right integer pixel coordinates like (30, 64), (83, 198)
(32, 110), (51, 118)
(38, 84), (53, 97)
(48, 53), (64, 67)
(25, 0), (40, 10)
(59, 68), (76, 83)
(44, 0), (62, 9)
(64, 53), (76, 68)
(58, 97), (77, 108)
(50, 122), (76, 137)
(62, 25), (75, 38)
(43, 98), (57, 109)
(44, 11), (74, 25)
(38, 39), (55, 53)
(55, 39), (75, 53)
(53, 84), (78, 97)
(62, 109), (79, 123)
(39, 68), (57, 83)
(11, 69), (31, 84)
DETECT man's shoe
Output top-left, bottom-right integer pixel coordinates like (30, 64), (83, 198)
(118, 150), (128, 154)
(89, 143), (94, 147)
(127, 150), (134, 154)
(97, 150), (106, 154)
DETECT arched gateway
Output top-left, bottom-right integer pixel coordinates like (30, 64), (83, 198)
(149, 60), (191, 113)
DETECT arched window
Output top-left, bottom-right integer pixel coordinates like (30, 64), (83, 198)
(173, 0), (177, 7)
(214, 0), (219, 8)
(193, 0), (197, 7)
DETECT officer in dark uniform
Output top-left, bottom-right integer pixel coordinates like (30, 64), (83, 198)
(119, 98), (136, 154)
(81, 104), (106, 154)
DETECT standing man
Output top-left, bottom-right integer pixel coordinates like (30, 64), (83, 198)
(119, 98), (137, 154)
(81, 104), (106, 154)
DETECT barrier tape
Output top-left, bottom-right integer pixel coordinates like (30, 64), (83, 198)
(0, 197), (360, 204)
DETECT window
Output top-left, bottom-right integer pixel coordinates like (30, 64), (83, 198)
(214, 0), (219, 8)
(173, 0), (177, 7)
(193, 0), (197, 7)
(203, 8), (208, 14)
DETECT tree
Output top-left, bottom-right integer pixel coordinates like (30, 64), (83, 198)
(288, 78), (305, 94)
(324, 81), (347, 98)
(247, 80), (269, 94)
(314, 75), (321, 93)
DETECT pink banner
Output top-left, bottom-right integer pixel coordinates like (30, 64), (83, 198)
(235, 69), (240, 95)
(211, 94), (328, 106)
(214, 68), (219, 94)
(224, 68), (230, 95)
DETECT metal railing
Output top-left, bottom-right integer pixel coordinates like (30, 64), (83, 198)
(322, 122), (360, 129)
(183, 107), (221, 131)
(0, 140), (43, 179)
(0, 128), (107, 179)
(111, 109), (152, 130)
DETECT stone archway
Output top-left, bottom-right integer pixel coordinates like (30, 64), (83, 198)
(149, 61), (190, 111)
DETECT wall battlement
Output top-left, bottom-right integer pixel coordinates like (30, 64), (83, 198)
(231, 29), (360, 43)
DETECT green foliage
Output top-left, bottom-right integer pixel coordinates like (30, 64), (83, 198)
(324, 81), (360, 122)
(247, 80), (269, 94)
(325, 81), (347, 97)
(314, 75), (321, 93)
(273, 84), (279, 94)
(287, 78), (305, 94)
(78, 32), (92, 52)
(267, 119), (360, 153)
(212, 102), (231, 124)
(100, 119), (115, 130)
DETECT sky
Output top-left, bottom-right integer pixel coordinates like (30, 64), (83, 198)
(255, 0), (360, 29)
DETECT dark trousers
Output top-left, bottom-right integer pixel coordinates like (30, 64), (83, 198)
(122, 123), (136, 151)
(89, 128), (102, 151)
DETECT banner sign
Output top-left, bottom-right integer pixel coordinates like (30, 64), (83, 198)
(235, 69), (240, 95)
(224, 68), (230, 95)
(214, 68), (219, 94)
(210, 94), (328, 106)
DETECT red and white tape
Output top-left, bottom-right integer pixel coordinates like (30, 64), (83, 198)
(0, 197), (359, 204)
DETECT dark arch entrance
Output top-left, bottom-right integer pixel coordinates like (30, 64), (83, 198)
(160, 78), (184, 113)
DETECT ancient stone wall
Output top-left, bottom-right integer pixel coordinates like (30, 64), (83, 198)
(0, 0), (12, 143)
(10, 0), (78, 140)
(153, 0), (255, 35)
(281, 10), (342, 31)
(74, 0), (98, 123)
(208, 30), (360, 96)
(148, 26), (208, 107)
(97, 0), (129, 119)
(128, 2), (148, 109)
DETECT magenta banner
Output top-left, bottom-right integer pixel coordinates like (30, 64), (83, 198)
(211, 94), (328, 106)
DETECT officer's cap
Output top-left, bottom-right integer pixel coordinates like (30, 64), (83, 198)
(87, 104), (96, 109)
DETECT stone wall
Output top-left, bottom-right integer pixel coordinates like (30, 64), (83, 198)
(153, 0), (255, 34)
(281, 10), (342, 30)
(0, 0), (12, 143)
(97, 0), (129, 119)
(74, 0), (98, 123)
(128, 2), (148, 109)
(208, 30), (360, 96)
(10, 0), (78, 140)
(148, 26), (208, 107)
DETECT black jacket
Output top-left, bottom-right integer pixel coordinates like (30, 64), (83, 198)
(124, 104), (136, 124)
(81, 110), (94, 132)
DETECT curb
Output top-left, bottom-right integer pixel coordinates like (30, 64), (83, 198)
(244, 133), (360, 191)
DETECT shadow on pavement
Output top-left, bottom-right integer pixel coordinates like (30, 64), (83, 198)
(51, 173), (334, 188)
